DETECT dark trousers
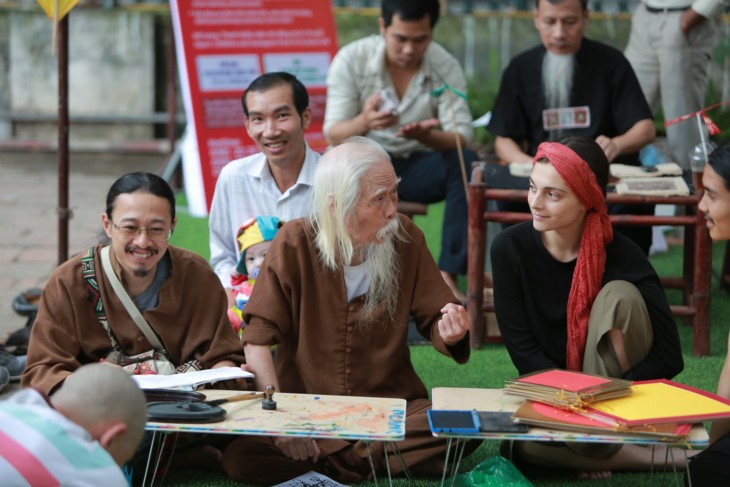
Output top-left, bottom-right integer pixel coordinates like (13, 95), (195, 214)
(685, 432), (730, 486)
(391, 149), (478, 275)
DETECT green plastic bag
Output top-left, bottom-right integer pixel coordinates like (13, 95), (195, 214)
(452, 456), (533, 486)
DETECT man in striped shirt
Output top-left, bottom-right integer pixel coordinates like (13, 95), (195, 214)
(0, 363), (146, 486)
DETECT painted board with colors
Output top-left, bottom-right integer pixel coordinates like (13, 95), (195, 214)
(146, 390), (406, 441)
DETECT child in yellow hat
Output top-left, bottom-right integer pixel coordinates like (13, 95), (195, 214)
(228, 216), (284, 336)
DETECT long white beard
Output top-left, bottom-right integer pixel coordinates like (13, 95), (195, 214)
(542, 51), (575, 110)
(358, 219), (402, 324)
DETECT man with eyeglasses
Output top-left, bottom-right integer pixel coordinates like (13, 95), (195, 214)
(22, 172), (245, 397)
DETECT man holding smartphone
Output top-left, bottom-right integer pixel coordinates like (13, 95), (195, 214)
(324, 0), (478, 302)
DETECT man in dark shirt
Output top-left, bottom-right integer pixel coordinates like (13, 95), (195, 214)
(488, 0), (657, 253)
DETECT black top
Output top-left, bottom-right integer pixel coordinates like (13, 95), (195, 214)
(491, 221), (683, 381)
(487, 38), (653, 164)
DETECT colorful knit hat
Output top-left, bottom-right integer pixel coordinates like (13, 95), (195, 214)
(235, 216), (284, 276)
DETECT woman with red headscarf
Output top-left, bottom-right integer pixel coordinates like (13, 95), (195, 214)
(492, 136), (684, 477)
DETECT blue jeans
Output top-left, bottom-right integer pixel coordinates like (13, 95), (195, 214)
(391, 149), (478, 275)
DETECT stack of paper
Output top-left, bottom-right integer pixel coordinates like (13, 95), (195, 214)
(513, 400), (692, 439)
(504, 369), (633, 409)
(510, 378), (730, 441)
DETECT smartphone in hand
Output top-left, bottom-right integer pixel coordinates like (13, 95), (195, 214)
(378, 88), (399, 116)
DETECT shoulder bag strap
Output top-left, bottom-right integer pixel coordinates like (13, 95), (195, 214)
(100, 246), (167, 352)
(81, 246), (120, 350)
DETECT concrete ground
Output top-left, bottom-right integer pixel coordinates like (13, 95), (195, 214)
(0, 151), (165, 393)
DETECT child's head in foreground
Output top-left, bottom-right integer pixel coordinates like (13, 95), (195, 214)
(233, 216), (285, 280)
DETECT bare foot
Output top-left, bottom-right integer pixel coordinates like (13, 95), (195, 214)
(441, 271), (465, 303)
(577, 470), (612, 480)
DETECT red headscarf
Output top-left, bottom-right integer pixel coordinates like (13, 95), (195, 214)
(533, 142), (613, 371)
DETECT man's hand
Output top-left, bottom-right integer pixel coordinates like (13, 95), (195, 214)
(437, 303), (470, 346)
(396, 118), (439, 141)
(210, 360), (248, 390)
(595, 135), (621, 163)
(680, 8), (706, 36)
(361, 92), (399, 132)
(274, 437), (321, 462)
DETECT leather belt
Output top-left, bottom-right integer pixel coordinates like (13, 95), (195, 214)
(645, 4), (689, 12)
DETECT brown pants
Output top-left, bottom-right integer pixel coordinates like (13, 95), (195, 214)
(559, 280), (653, 460)
(583, 280), (653, 378)
(221, 398), (458, 484)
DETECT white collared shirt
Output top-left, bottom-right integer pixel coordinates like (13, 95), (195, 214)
(208, 144), (320, 287)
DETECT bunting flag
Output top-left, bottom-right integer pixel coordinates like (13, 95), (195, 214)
(702, 112), (721, 136)
(36, 0), (79, 21)
(429, 72), (470, 201)
(430, 72), (468, 101)
(664, 99), (730, 135)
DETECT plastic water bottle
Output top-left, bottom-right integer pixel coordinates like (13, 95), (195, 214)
(689, 141), (717, 173)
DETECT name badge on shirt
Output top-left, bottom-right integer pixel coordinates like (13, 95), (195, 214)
(542, 106), (591, 131)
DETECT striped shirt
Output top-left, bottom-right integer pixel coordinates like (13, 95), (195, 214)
(0, 389), (127, 487)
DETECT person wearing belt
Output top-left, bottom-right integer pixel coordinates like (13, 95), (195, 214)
(624, 0), (725, 168)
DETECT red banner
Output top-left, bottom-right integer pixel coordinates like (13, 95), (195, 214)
(170, 0), (338, 216)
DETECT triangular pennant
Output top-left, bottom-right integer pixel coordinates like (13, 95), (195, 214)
(36, 0), (80, 21)
(702, 112), (721, 136)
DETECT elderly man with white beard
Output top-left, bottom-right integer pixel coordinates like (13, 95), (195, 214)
(220, 136), (472, 485)
(487, 0), (657, 254)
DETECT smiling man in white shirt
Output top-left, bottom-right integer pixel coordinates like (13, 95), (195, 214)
(209, 72), (320, 303)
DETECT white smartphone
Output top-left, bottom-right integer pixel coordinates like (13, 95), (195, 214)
(378, 88), (399, 116)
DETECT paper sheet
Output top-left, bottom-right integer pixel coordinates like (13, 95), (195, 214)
(132, 366), (253, 390)
(273, 471), (348, 487)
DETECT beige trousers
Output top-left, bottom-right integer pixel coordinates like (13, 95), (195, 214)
(548, 280), (654, 459)
(582, 280), (653, 378)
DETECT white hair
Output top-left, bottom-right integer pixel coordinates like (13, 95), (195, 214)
(310, 136), (393, 269)
(310, 136), (404, 322)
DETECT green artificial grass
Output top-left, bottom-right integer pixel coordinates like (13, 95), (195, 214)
(167, 199), (730, 486)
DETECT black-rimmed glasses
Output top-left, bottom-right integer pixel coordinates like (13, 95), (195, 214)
(111, 222), (172, 241)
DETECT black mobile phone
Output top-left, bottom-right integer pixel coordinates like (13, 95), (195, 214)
(428, 410), (481, 434)
(477, 411), (529, 433)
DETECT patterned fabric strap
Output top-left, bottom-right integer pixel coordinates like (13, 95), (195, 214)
(81, 246), (202, 374)
(81, 246), (119, 350)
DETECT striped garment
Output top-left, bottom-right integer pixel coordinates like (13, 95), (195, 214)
(0, 389), (128, 487)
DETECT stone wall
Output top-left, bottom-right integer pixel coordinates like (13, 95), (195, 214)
(3, 8), (155, 144)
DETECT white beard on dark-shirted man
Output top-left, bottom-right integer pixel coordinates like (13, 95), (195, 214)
(542, 51), (575, 110)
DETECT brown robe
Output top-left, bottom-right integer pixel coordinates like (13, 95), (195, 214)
(22, 245), (245, 395)
(223, 216), (470, 483)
